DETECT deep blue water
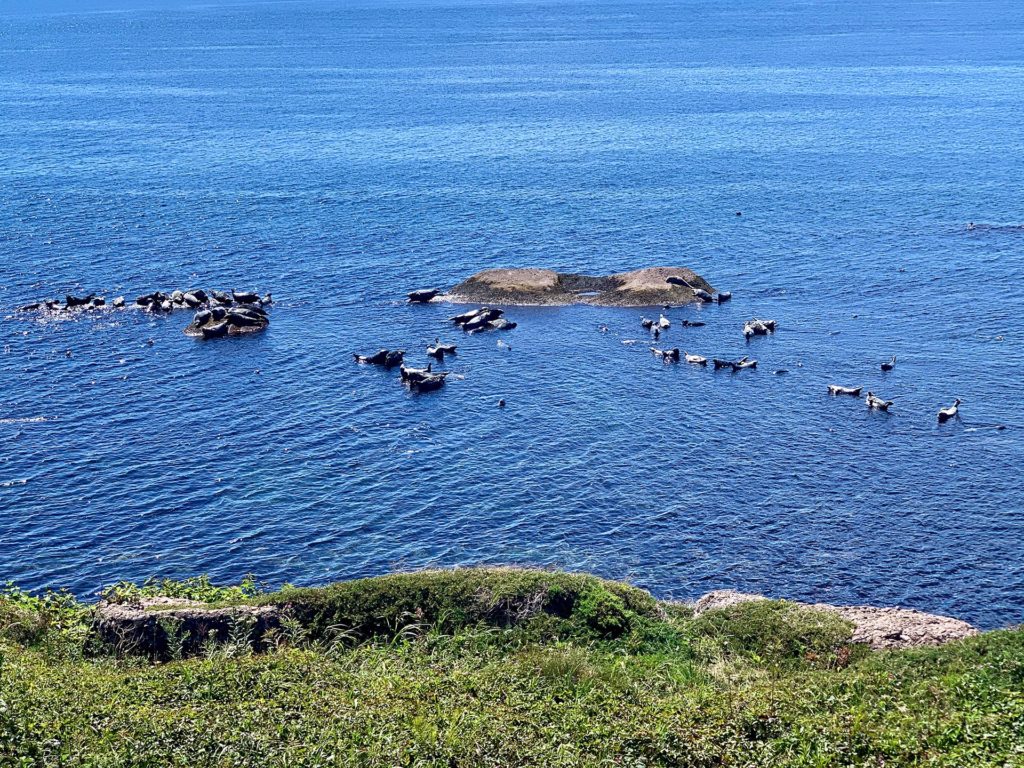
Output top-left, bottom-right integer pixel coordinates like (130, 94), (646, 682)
(1, 0), (1023, 627)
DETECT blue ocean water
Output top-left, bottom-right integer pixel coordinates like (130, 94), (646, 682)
(1, 0), (1023, 627)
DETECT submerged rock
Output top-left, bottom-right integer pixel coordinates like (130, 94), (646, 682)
(447, 267), (716, 307)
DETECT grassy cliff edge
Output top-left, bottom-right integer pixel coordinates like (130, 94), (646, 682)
(2, 568), (1022, 766)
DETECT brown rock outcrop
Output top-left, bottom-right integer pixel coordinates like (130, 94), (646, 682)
(447, 267), (715, 307)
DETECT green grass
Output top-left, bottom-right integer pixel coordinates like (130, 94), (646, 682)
(1, 568), (1022, 766)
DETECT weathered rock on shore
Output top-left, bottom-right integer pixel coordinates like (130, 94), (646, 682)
(692, 589), (979, 650)
(95, 597), (282, 658)
(447, 267), (715, 307)
(93, 581), (980, 660)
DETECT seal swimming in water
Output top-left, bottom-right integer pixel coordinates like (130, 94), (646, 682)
(410, 372), (448, 392)
(743, 319), (777, 338)
(731, 356), (757, 371)
(400, 362), (433, 383)
(452, 307), (503, 326)
(828, 385), (862, 396)
(407, 288), (439, 303)
(937, 398), (961, 423)
(65, 294), (98, 309)
(427, 338), (457, 359)
(354, 349), (390, 365)
(463, 314), (491, 332)
(383, 350), (405, 368)
(865, 392), (893, 410)
(650, 347), (680, 362)
(716, 291), (732, 304)
(450, 308), (483, 325)
(881, 355), (896, 372)
(684, 352), (707, 365)
(232, 290), (260, 305)
(640, 317), (654, 330)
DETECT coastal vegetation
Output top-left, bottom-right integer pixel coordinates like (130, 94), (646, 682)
(1, 568), (1022, 766)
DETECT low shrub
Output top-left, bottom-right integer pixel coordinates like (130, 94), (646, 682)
(101, 574), (263, 605)
(0, 583), (91, 657)
(264, 567), (663, 643)
(688, 600), (858, 668)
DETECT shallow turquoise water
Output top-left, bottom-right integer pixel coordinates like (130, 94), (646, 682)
(1, 0), (1022, 626)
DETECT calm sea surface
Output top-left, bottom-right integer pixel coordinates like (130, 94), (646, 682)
(1, 0), (1022, 627)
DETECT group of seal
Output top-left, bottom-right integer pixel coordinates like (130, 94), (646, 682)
(449, 306), (517, 333)
(641, 303), (761, 373)
(355, 291), (520, 395)
(18, 293), (121, 313)
(16, 287), (272, 340)
(172, 290), (272, 338)
(665, 275), (731, 304)
(640, 286), (963, 423)
(354, 339), (458, 393)
(183, 301), (270, 339)
(827, 356), (959, 419)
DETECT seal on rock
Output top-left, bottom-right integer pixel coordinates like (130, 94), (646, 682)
(408, 288), (439, 303)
